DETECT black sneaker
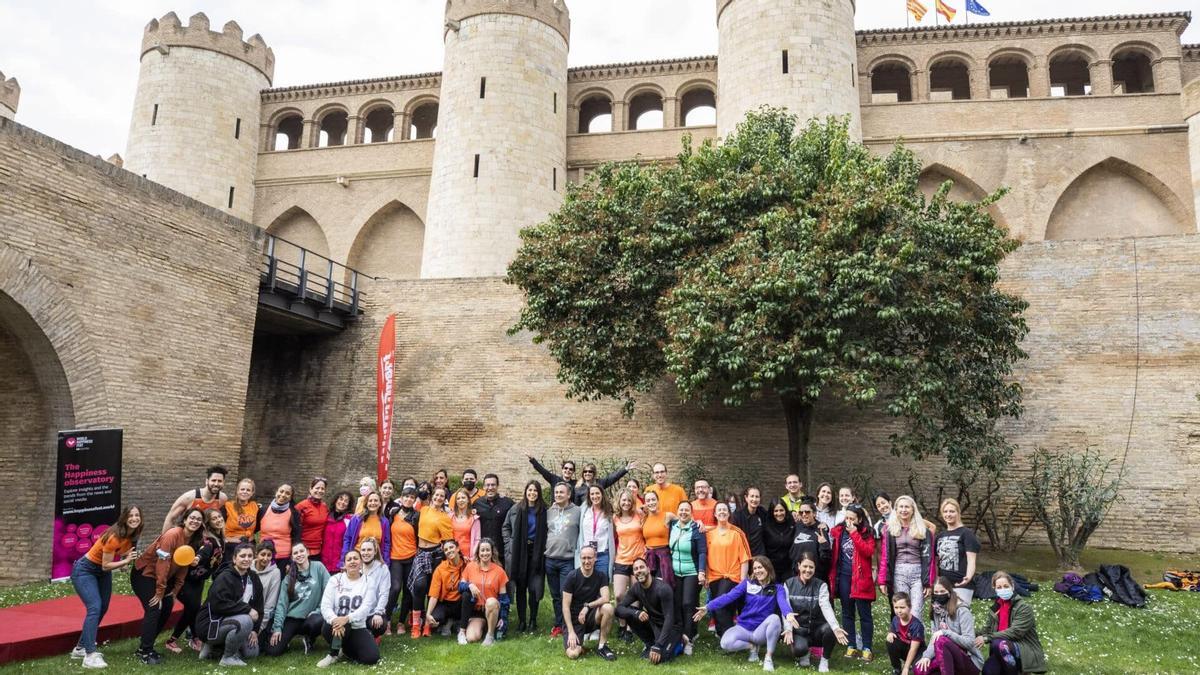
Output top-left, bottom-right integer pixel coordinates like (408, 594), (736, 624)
(640, 646), (651, 659)
(137, 650), (163, 665)
(597, 645), (617, 661)
(620, 627), (634, 643)
(302, 636), (312, 654)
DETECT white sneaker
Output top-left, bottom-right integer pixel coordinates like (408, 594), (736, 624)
(317, 654), (340, 668)
(763, 656), (775, 672)
(482, 635), (495, 646)
(219, 655), (247, 667)
(683, 639), (693, 656)
(82, 652), (107, 669)
(588, 630), (600, 642)
(799, 654), (810, 667)
(70, 646), (87, 659)
(457, 630), (468, 645)
(748, 647), (760, 663)
(818, 657), (830, 673)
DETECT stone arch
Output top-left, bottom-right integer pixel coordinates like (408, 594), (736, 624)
(266, 206), (332, 275)
(358, 99), (396, 143)
(918, 164), (1009, 232)
(676, 79), (717, 127)
(624, 84), (666, 130)
(1045, 158), (1190, 240)
(925, 50), (976, 72)
(926, 52), (973, 100)
(1110, 42), (1159, 94)
(868, 55), (917, 103)
(346, 200), (426, 279)
(313, 103), (350, 147)
(405, 96), (440, 139)
(986, 48), (1034, 99)
(267, 107), (304, 151)
(575, 87), (614, 134)
(1048, 44), (1098, 97)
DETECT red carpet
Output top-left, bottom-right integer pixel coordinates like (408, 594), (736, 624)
(0, 594), (181, 664)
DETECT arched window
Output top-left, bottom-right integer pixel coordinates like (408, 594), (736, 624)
(410, 101), (438, 139)
(870, 62), (913, 103)
(1049, 51), (1091, 97)
(577, 95), (613, 133)
(627, 91), (664, 130)
(272, 113), (303, 151)
(929, 58), (970, 100)
(1112, 50), (1154, 94)
(318, 109), (349, 147)
(363, 105), (395, 143)
(680, 87), (716, 126)
(988, 55), (1030, 99)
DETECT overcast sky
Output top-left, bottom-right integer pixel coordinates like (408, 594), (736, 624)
(1, 0), (1195, 156)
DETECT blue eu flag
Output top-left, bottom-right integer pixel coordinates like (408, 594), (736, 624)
(967, 0), (990, 15)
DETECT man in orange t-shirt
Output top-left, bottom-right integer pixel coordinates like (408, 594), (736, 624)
(690, 478), (718, 530)
(645, 463), (688, 515)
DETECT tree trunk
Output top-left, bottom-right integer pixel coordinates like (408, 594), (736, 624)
(782, 395), (815, 489)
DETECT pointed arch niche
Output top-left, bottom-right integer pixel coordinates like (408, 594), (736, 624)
(1045, 158), (1190, 240)
(266, 206), (331, 275)
(918, 164), (1008, 232)
(346, 201), (425, 279)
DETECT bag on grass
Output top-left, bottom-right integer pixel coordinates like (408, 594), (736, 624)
(1054, 573), (1103, 603)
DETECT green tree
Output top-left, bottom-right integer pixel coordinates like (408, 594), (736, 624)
(507, 110), (1028, 483)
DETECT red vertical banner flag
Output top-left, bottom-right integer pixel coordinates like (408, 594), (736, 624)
(376, 313), (396, 485)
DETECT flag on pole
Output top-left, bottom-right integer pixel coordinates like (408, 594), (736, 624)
(966, 0), (990, 16)
(936, 0), (957, 22)
(376, 313), (396, 485)
(907, 0), (929, 22)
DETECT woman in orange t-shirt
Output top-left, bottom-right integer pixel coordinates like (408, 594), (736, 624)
(387, 488), (420, 634)
(460, 539), (510, 644)
(705, 502), (752, 636)
(641, 490), (673, 587)
(71, 505), (144, 664)
(611, 489), (645, 640)
(409, 486), (453, 638)
(223, 478), (259, 560)
(450, 488), (481, 560)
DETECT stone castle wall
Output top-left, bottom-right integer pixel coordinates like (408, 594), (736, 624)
(240, 233), (1200, 553)
(0, 119), (263, 582)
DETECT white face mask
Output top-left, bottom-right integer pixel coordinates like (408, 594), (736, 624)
(996, 587), (1014, 601)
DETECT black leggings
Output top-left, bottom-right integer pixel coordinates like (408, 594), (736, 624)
(170, 577), (206, 639)
(790, 623), (837, 659)
(674, 574), (700, 642)
(410, 548), (443, 619)
(888, 637), (926, 671)
(266, 614), (325, 656)
(320, 623), (379, 665)
(131, 572), (176, 653)
(710, 578), (738, 636)
(387, 558), (414, 620)
(514, 549), (545, 626)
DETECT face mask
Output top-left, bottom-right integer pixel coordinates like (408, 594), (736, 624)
(463, 480), (476, 491)
(418, 489), (430, 500)
(932, 594), (951, 607)
(996, 587), (1014, 601)
(359, 485), (370, 497)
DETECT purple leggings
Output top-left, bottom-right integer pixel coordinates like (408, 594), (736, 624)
(913, 635), (981, 675)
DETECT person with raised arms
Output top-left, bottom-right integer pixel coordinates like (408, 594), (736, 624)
(526, 454), (636, 506)
(161, 466), (228, 533)
(616, 558), (682, 665)
(317, 549), (380, 667)
(69, 504), (143, 669)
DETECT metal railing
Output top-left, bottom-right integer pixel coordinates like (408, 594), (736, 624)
(261, 235), (362, 316)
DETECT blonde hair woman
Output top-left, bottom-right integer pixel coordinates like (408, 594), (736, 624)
(876, 496), (934, 616)
(937, 498), (981, 604)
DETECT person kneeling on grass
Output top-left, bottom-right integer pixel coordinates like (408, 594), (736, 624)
(886, 593), (926, 675)
(913, 577), (983, 675)
(317, 549), (380, 667)
(695, 555), (792, 672)
(974, 571), (1046, 675)
(615, 558), (682, 665)
(194, 543), (264, 667)
(561, 545), (617, 661)
(425, 539), (468, 638)
(782, 555), (848, 673)
(456, 538), (509, 645)
(267, 542), (330, 657)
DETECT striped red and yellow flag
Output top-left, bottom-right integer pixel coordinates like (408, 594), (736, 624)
(907, 0), (929, 21)
(936, 0), (957, 22)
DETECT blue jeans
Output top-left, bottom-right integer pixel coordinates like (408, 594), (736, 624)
(71, 557), (112, 653)
(544, 557), (575, 629)
(837, 573), (873, 651)
(595, 551), (610, 577)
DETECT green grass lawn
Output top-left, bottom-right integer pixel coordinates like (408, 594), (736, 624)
(2, 547), (1197, 673)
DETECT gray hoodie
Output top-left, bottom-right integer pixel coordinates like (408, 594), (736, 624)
(923, 603), (984, 669)
(544, 501), (580, 559)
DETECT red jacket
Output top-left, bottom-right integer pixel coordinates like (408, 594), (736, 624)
(829, 523), (877, 601)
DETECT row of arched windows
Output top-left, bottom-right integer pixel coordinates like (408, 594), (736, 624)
(268, 99), (440, 151)
(868, 42), (1160, 103)
(575, 83), (716, 133)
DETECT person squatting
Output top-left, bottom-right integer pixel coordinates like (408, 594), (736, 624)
(66, 462), (1046, 673)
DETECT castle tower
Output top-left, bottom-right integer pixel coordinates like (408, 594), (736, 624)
(0, 71), (19, 120)
(715, 0), (860, 139)
(1185, 79), (1200, 230)
(123, 12), (274, 221)
(420, 0), (570, 279)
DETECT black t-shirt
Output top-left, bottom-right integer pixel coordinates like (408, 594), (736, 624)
(562, 568), (608, 619)
(935, 526), (981, 583)
(732, 506), (767, 556)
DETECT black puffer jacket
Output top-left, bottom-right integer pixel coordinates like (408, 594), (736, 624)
(1088, 565), (1147, 608)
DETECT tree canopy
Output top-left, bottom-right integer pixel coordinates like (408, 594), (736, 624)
(507, 109), (1028, 479)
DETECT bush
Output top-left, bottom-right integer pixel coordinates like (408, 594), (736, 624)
(1021, 446), (1124, 570)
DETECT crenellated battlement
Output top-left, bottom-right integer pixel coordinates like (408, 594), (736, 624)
(445, 0), (570, 43)
(141, 11), (274, 82)
(0, 71), (19, 116)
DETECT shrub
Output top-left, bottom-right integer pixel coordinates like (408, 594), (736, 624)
(1021, 446), (1124, 569)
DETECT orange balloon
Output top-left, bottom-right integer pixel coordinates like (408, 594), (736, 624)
(172, 545), (196, 566)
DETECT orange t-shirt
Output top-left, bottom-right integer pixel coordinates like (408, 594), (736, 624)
(429, 557), (466, 602)
(390, 515), (417, 561)
(452, 514), (476, 559)
(692, 498), (718, 529)
(706, 525), (752, 583)
(614, 515), (646, 565)
(86, 534), (134, 565)
(646, 483), (688, 515)
(224, 501), (259, 541)
(642, 512), (670, 548)
(356, 515), (383, 549)
(462, 561), (510, 607)
(418, 508), (453, 545)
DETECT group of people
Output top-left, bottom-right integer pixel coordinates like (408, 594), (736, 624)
(65, 460), (1046, 674)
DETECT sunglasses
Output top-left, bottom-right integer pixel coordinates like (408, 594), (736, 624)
(799, 510), (814, 515)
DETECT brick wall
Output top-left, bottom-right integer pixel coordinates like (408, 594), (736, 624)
(0, 118), (263, 581)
